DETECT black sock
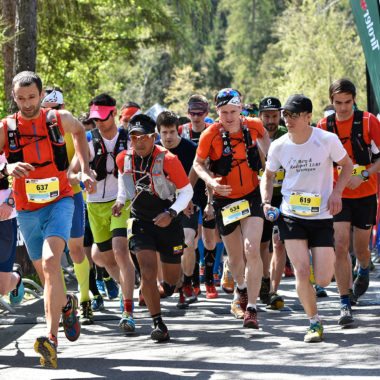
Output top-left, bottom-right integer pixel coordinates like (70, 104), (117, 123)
(95, 265), (104, 281)
(152, 313), (167, 332)
(204, 248), (216, 285)
(192, 248), (200, 287)
(183, 275), (192, 286)
(89, 266), (100, 297)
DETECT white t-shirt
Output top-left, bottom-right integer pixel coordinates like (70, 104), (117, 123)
(266, 127), (347, 219)
(87, 131), (131, 203)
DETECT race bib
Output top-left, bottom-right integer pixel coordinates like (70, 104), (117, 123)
(258, 168), (284, 187)
(221, 199), (251, 226)
(126, 218), (135, 240)
(337, 164), (366, 176)
(25, 177), (59, 203)
(289, 192), (321, 216)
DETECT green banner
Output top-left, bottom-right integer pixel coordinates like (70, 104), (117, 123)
(351, 0), (380, 111)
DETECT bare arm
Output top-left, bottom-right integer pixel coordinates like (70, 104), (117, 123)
(188, 167), (198, 188)
(260, 168), (276, 219)
(257, 129), (270, 157)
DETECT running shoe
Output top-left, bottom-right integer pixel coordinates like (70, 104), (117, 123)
(61, 294), (81, 342)
(284, 265), (295, 278)
(348, 289), (357, 306)
(353, 274), (369, 298)
(119, 311), (135, 332)
(243, 307), (259, 329)
(237, 287), (248, 311)
(34, 336), (57, 369)
(221, 260), (234, 294)
(134, 270), (141, 289)
(314, 284), (328, 298)
(199, 264), (205, 283)
(230, 299), (245, 319)
(338, 305), (355, 327)
(266, 292), (285, 310)
(304, 321), (323, 343)
(176, 288), (189, 309)
(96, 280), (107, 297)
(9, 264), (24, 306)
(104, 277), (119, 300)
(151, 323), (170, 342)
(193, 286), (201, 296)
(213, 273), (221, 286)
(80, 300), (94, 325)
(206, 283), (218, 299)
(91, 295), (105, 311)
(259, 278), (270, 304)
(183, 284), (197, 304)
(138, 290), (146, 306)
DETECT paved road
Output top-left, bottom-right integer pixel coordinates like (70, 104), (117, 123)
(1, 260), (380, 379)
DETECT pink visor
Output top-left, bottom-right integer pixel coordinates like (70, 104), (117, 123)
(89, 105), (116, 120)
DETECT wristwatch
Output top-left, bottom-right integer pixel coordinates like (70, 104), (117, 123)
(166, 208), (177, 218)
(4, 197), (15, 207)
(0, 163), (7, 177)
(360, 170), (369, 182)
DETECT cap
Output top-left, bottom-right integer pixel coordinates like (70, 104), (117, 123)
(120, 107), (141, 121)
(283, 94), (312, 113)
(259, 97), (282, 112)
(128, 114), (156, 134)
(89, 105), (116, 119)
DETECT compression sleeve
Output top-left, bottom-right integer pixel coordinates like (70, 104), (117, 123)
(116, 170), (127, 204)
(169, 183), (193, 214)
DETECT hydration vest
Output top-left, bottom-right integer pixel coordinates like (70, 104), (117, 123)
(209, 119), (261, 176)
(90, 128), (128, 181)
(0, 177), (9, 190)
(326, 111), (372, 165)
(6, 109), (68, 171)
(121, 147), (176, 200)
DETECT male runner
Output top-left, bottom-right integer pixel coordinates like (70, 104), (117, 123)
(261, 94), (352, 342)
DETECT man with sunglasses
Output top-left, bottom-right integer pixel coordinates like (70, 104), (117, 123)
(261, 94), (353, 342)
(179, 94), (219, 299)
(113, 114), (193, 341)
(0, 71), (96, 368)
(69, 93), (136, 336)
(194, 88), (270, 329)
(318, 79), (380, 326)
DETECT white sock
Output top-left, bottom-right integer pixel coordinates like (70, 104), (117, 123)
(309, 314), (321, 325)
(247, 303), (256, 310)
(237, 280), (247, 290)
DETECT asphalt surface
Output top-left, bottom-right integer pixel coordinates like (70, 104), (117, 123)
(1, 258), (380, 380)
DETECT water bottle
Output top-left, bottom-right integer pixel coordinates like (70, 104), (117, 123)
(267, 207), (280, 221)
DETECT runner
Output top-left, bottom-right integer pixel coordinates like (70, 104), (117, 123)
(261, 94), (353, 342)
(318, 79), (380, 326)
(119, 102), (141, 130)
(114, 114), (193, 341)
(68, 93), (136, 334)
(0, 71), (96, 368)
(258, 97), (287, 309)
(156, 110), (199, 307)
(194, 88), (270, 328)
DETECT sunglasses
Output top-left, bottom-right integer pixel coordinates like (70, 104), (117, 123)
(217, 90), (240, 99)
(92, 111), (113, 122)
(130, 133), (155, 143)
(281, 110), (301, 119)
(188, 111), (206, 117)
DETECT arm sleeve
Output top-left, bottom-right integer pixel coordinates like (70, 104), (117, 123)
(369, 113), (380, 147)
(170, 183), (194, 214)
(116, 173), (127, 204)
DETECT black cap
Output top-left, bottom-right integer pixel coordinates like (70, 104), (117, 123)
(283, 94), (312, 113)
(259, 97), (282, 112)
(128, 114), (156, 134)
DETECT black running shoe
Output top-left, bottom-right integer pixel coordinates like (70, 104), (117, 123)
(266, 292), (284, 310)
(151, 324), (170, 342)
(259, 278), (270, 304)
(353, 274), (369, 298)
(338, 305), (355, 327)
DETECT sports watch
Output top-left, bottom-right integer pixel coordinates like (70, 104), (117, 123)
(4, 197), (15, 207)
(166, 208), (177, 218)
(360, 170), (369, 182)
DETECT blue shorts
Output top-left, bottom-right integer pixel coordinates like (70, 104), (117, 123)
(70, 192), (85, 238)
(0, 218), (17, 272)
(17, 197), (75, 261)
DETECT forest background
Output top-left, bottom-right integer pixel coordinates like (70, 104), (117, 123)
(0, 0), (367, 122)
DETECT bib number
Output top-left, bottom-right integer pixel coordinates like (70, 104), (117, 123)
(258, 168), (284, 187)
(25, 177), (59, 203)
(337, 164), (366, 176)
(126, 218), (135, 240)
(221, 199), (251, 226)
(289, 192), (321, 216)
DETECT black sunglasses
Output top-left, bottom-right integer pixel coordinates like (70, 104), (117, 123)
(92, 111), (113, 123)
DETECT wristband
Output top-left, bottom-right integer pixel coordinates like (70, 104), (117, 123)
(260, 201), (271, 207)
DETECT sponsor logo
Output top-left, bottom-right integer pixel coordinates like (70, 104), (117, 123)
(173, 245), (183, 254)
(361, 1), (380, 51)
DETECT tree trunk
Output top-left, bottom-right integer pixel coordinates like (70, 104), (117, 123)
(1, 0), (16, 108)
(11, 0), (38, 113)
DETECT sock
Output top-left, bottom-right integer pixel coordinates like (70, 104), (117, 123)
(198, 239), (205, 265)
(123, 299), (133, 314)
(74, 256), (90, 303)
(204, 248), (216, 285)
(103, 268), (110, 278)
(47, 333), (58, 346)
(192, 248), (200, 287)
(358, 265), (369, 277)
(95, 265), (104, 281)
(237, 281), (247, 291)
(247, 303), (257, 311)
(183, 275), (192, 286)
(152, 313), (167, 332)
(62, 295), (72, 313)
(340, 294), (351, 308)
(60, 267), (67, 293)
(89, 266), (100, 297)
(309, 314), (321, 325)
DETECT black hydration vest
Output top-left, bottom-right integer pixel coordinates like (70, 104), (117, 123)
(326, 110), (372, 165)
(90, 128), (128, 181)
(209, 122), (260, 176)
(6, 109), (68, 171)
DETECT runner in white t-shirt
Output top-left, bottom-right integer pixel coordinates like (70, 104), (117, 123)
(260, 94), (353, 343)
